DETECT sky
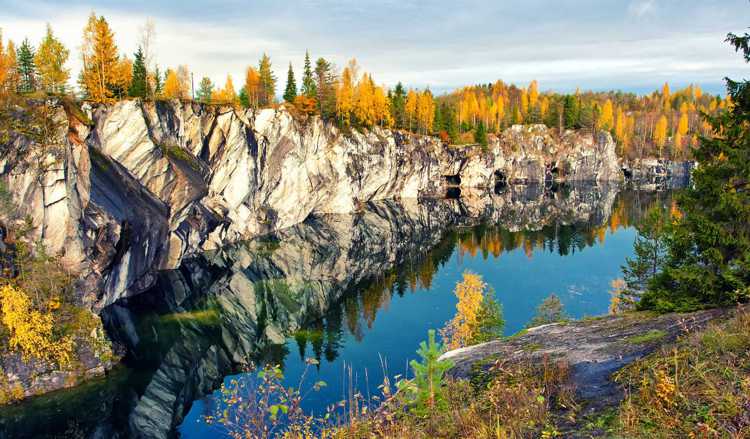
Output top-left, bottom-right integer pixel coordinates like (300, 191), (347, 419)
(1, 0), (749, 96)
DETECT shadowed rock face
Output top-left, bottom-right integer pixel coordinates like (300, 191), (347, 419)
(1, 101), (624, 310)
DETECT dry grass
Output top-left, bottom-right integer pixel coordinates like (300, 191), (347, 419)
(327, 356), (574, 439)
(615, 306), (750, 438)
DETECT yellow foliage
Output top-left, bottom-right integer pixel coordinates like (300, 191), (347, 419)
(528, 80), (539, 108)
(0, 284), (73, 367)
(244, 66), (262, 108)
(599, 99), (614, 131)
(442, 272), (486, 350)
(212, 74), (238, 105)
(653, 114), (668, 151)
(163, 67), (190, 99)
(80, 13), (120, 103)
(34, 24), (70, 93)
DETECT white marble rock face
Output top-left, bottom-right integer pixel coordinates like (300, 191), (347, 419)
(1, 100), (625, 309)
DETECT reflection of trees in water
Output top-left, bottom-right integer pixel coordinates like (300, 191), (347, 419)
(291, 189), (681, 366)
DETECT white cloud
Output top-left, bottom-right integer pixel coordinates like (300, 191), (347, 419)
(0, 0), (747, 96)
(628, 0), (657, 18)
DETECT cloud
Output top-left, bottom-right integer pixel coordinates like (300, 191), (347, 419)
(628, 0), (657, 18)
(0, 0), (748, 96)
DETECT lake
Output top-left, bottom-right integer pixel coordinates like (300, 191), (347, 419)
(0, 184), (677, 439)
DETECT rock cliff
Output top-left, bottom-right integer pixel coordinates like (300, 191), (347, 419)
(0, 99), (624, 311)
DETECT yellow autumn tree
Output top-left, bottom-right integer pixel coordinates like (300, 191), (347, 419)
(674, 110), (689, 155)
(662, 82), (671, 113)
(244, 66), (262, 108)
(528, 80), (539, 108)
(34, 24), (70, 93)
(213, 74), (238, 104)
(416, 90), (435, 134)
(336, 60), (356, 126)
(354, 73), (376, 127)
(405, 89), (418, 131)
(599, 99), (614, 131)
(653, 114), (668, 153)
(441, 272), (486, 350)
(373, 83), (392, 127)
(80, 13), (120, 103)
(0, 33), (11, 93)
(162, 67), (189, 99)
(0, 284), (74, 367)
(520, 88), (528, 119)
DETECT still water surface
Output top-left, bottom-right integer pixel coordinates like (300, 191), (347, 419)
(0, 185), (676, 438)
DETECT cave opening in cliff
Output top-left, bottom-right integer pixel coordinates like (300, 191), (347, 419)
(443, 174), (461, 186)
(445, 187), (461, 199)
(493, 170), (507, 194)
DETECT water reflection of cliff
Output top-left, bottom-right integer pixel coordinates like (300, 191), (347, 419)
(1, 185), (677, 439)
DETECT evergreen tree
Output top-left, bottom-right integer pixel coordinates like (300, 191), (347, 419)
(239, 87), (249, 108)
(620, 208), (668, 308)
(390, 82), (406, 129)
(16, 38), (36, 93)
(433, 102), (443, 133)
(397, 330), (453, 416)
(283, 62), (297, 103)
(129, 46), (149, 98)
(258, 53), (276, 106)
(563, 95), (580, 129)
(474, 120), (488, 146)
(638, 33), (750, 311)
(300, 50), (316, 98)
(153, 66), (163, 95)
(314, 57), (336, 119)
(196, 76), (213, 103)
(444, 105), (459, 143)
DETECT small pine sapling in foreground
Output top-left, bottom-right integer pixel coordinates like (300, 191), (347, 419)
(397, 329), (453, 417)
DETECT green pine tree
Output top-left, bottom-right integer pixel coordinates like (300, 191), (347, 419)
(258, 53), (276, 106)
(129, 47), (150, 98)
(17, 38), (37, 93)
(620, 208), (668, 308)
(390, 82), (406, 129)
(301, 50), (316, 98)
(563, 95), (580, 129)
(153, 66), (163, 95)
(638, 32), (750, 311)
(397, 330), (453, 416)
(283, 62), (297, 103)
(239, 87), (249, 108)
(314, 57), (336, 119)
(474, 120), (488, 146)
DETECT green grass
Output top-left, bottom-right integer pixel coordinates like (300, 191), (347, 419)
(160, 143), (201, 171)
(625, 329), (667, 344)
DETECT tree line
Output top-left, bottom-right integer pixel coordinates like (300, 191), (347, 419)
(445, 80), (729, 160)
(0, 13), (730, 160)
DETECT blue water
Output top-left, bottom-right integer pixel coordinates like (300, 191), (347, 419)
(180, 224), (636, 437)
(1, 188), (674, 439)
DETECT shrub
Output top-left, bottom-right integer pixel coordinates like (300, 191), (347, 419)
(0, 284), (73, 366)
(527, 294), (568, 328)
